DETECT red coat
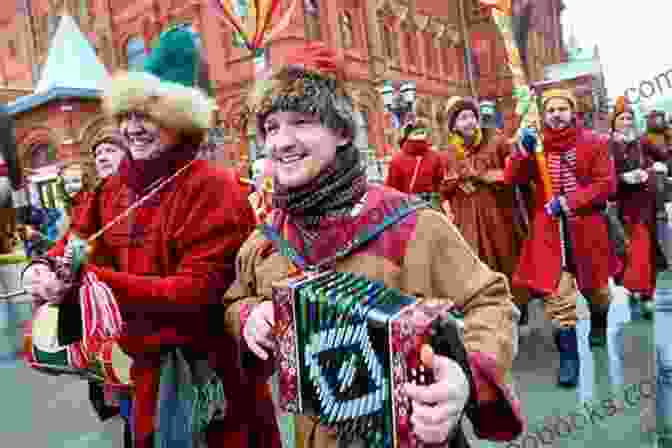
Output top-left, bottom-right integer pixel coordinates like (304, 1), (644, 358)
(50, 157), (279, 448)
(385, 139), (444, 194)
(504, 129), (616, 294)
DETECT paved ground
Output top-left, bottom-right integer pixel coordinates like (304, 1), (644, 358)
(0, 275), (660, 447)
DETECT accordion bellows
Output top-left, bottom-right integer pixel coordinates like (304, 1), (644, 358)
(273, 271), (456, 447)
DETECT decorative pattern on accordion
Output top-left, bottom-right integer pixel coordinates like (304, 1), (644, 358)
(272, 271), (456, 447)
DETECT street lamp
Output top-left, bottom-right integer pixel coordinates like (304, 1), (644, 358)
(379, 80), (417, 129)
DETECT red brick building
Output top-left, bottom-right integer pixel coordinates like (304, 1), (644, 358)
(0, 0), (568, 177)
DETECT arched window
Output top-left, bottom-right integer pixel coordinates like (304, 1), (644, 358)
(405, 30), (415, 66)
(340, 12), (354, 49)
(126, 36), (146, 71)
(381, 24), (398, 62)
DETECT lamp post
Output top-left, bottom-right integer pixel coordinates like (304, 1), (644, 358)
(378, 80), (417, 130)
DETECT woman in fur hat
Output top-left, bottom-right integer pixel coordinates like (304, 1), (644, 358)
(24, 27), (279, 448)
(224, 42), (523, 448)
(440, 97), (528, 317)
(609, 96), (666, 320)
(384, 103), (444, 210)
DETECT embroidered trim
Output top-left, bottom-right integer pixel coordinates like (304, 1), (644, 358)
(260, 197), (428, 272)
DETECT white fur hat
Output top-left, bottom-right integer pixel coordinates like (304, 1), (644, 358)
(101, 71), (214, 135)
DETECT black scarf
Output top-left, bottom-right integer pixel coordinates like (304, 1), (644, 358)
(272, 143), (368, 227)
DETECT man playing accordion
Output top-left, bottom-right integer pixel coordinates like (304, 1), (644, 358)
(223, 43), (524, 448)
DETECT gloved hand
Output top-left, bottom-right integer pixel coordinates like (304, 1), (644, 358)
(622, 169), (648, 184)
(518, 128), (538, 156)
(666, 202), (672, 223)
(544, 196), (565, 217)
(653, 162), (669, 175)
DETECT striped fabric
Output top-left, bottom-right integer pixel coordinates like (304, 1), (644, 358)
(547, 149), (578, 217)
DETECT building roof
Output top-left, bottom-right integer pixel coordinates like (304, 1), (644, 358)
(5, 15), (107, 116)
(35, 14), (108, 93)
(4, 86), (100, 116)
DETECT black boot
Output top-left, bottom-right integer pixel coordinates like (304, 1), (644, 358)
(554, 327), (580, 387)
(630, 292), (643, 320)
(518, 303), (529, 326)
(640, 295), (654, 320)
(588, 303), (609, 348)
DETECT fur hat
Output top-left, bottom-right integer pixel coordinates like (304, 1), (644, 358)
(541, 88), (577, 111)
(609, 96), (634, 132)
(446, 96), (480, 131)
(248, 42), (357, 144)
(87, 126), (128, 155)
(101, 27), (214, 137)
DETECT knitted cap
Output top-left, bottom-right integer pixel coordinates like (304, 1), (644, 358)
(542, 88), (576, 110)
(446, 97), (479, 131)
(248, 42), (357, 144)
(609, 96), (634, 131)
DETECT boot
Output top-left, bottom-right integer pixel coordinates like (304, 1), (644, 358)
(554, 327), (580, 387)
(588, 302), (609, 348)
(629, 292), (643, 321)
(518, 303), (529, 326)
(640, 295), (654, 320)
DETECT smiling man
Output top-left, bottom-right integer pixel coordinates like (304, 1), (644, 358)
(24, 27), (279, 448)
(91, 127), (126, 180)
(505, 88), (616, 388)
(224, 42), (523, 448)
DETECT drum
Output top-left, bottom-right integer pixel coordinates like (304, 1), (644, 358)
(273, 270), (458, 448)
(26, 303), (89, 376)
(97, 340), (133, 391)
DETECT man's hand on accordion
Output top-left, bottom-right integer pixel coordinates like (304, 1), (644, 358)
(404, 345), (470, 444)
(243, 301), (276, 360)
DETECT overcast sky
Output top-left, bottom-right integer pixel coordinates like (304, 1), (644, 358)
(561, 0), (671, 105)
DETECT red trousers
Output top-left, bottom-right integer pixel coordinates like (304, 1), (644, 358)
(623, 222), (655, 296)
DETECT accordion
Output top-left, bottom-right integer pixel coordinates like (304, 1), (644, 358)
(273, 270), (461, 447)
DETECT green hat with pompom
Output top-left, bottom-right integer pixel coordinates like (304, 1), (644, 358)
(144, 26), (211, 93)
(102, 26), (214, 136)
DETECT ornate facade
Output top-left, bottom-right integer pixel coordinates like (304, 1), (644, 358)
(0, 0), (566, 173)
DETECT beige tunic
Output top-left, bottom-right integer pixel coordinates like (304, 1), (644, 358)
(224, 203), (522, 447)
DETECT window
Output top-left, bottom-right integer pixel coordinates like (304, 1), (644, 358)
(405, 29), (417, 67)
(8, 40), (16, 59)
(304, 0), (322, 40)
(426, 36), (437, 72)
(381, 24), (399, 63)
(340, 12), (354, 49)
(126, 37), (146, 71)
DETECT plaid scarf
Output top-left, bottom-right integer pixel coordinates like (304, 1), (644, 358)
(272, 143), (367, 228)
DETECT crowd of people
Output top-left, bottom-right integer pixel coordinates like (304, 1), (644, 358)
(1, 24), (669, 448)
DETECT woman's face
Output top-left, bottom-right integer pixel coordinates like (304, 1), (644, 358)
(94, 142), (125, 179)
(263, 111), (349, 189)
(61, 167), (84, 197)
